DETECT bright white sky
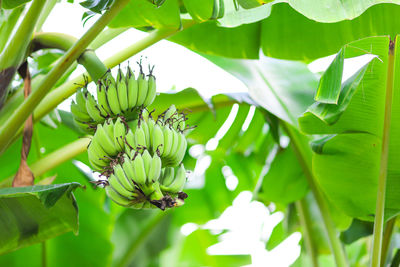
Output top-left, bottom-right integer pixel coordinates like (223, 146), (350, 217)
(40, 2), (373, 266)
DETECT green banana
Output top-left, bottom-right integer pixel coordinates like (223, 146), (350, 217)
(88, 137), (110, 166)
(162, 126), (173, 157)
(164, 164), (186, 193)
(126, 66), (138, 109)
(87, 141), (109, 168)
(136, 72), (148, 106)
(114, 164), (135, 191)
(117, 67), (129, 111)
(125, 129), (136, 152)
(143, 74), (156, 106)
(105, 186), (132, 206)
(135, 126), (147, 149)
(113, 117), (126, 150)
(132, 153), (146, 185)
(95, 123), (118, 155)
(122, 154), (136, 184)
(108, 173), (133, 198)
(152, 124), (164, 155)
(73, 119), (93, 134)
(148, 154), (162, 183)
(71, 101), (91, 122)
(75, 89), (87, 108)
(140, 119), (150, 148)
(160, 167), (175, 186)
(142, 149), (152, 178)
(85, 93), (104, 122)
(106, 80), (122, 115)
(164, 105), (176, 123)
(97, 80), (112, 116)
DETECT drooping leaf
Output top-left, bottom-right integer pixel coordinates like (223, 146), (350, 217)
(80, 0), (113, 13)
(307, 55), (373, 125)
(258, 145), (308, 205)
(0, 183), (81, 255)
(299, 35), (400, 220)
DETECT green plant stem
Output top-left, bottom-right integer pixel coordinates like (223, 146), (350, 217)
(116, 212), (168, 267)
(296, 200), (319, 267)
(281, 122), (348, 267)
(0, 0), (45, 105)
(0, 137), (90, 187)
(31, 32), (108, 81)
(36, 0), (58, 31)
(41, 241), (47, 267)
(371, 41), (396, 267)
(30, 137), (90, 177)
(381, 217), (396, 267)
(0, 0), (130, 154)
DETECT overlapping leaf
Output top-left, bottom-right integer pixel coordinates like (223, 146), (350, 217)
(299, 36), (400, 221)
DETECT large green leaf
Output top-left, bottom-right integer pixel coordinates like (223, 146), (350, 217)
(170, 21), (261, 59)
(109, 0), (181, 29)
(299, 36), (400, 220)
(258, 145), (308, 205)
(288, 0), (400, 23)
(0, 183), (80, 255)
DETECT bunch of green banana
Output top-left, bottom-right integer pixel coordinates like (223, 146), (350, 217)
(71, 65), (157, 134)
(105, 148), (187, 209)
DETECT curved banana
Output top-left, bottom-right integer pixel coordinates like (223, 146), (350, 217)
(122, 154), (136, 184)
(142, 149), (152, 177)
(162, 126), (173, 157)
(125, 129), (136, 152)
(106, 80), (122, 115)
(161, 164), (186, 193)
(108, 173), (133, 198)
(139, 119), (150, 148)
(126, 66), (138, 109)
(71, 101), (91, 122)
(87, 141), (109, 168)
(136, 72), (148, 106)
(134, 126), (147, 149)
(85, 93), (104, 122)
(148, 154), (162, 183)
(160, 167), (175, 187)
(113, 117), (126, 150)
(95, 124), (118, 155)
(132, 153), (146, 185)
(143, 74), (156, 106)
(164, 105), (176, 123)
(152, 124), (164, 156)
(117, 68), (129, 112)
(105, 186), (132, 206)
(113, 164), (135, 191)
(97, 80), (112, 116)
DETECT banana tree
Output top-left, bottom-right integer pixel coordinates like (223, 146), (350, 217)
(2, 0), (400, 266)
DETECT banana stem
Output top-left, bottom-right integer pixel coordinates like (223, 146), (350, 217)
(0, 0), (130, 155)
(0, 6), (25, 53)
(296, 199), (319, 267)
(281, 121), (348, 267)
(381, 217), (396, 266)
(31, 32), (107, 81)
(371, 40), (396, 267)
